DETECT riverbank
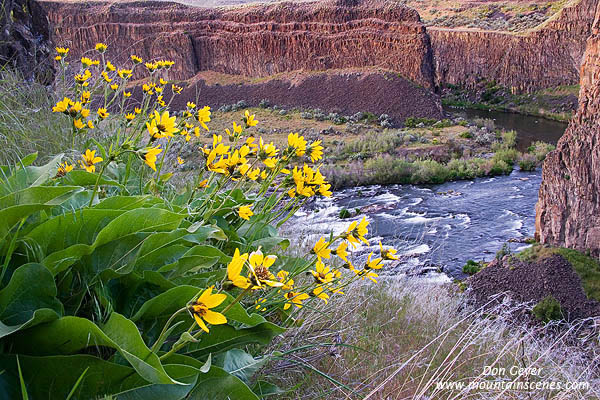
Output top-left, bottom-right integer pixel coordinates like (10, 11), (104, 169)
(442, 83), (579, 123)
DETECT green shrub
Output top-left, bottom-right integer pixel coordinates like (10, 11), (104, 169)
(532, 296), (563, 323)
(528, 141), (555, 162)
(493, 148), (520, 165)
(462, 260), (483, 275)
(518, 153), (537, 171)
(501, 130), (517, 148)
(459, 131), (473, 139)
(404, 117), (436, 128)
(339, 208), (351, 219)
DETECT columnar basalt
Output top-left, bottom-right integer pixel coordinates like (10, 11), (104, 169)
(429, 0), (597, 93)
(536, 1), (600, 256)
(40, 0), (435, 87)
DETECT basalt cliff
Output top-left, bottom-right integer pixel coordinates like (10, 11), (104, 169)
(536, 1), (600, 257)
(39, 0), (596, 95)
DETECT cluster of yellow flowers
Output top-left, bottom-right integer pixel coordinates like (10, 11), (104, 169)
(50, 42), (398, 340)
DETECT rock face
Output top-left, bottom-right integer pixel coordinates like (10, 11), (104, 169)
(536, 1), (600, 256)
(40, 0), (435, 87)
(0, 0), (54, 83)
(39, 0), (597, 94)
(429, 0), (597, 93)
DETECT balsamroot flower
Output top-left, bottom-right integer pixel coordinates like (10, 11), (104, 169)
(131, 55), (142, 64)
(188, 287), (227, 333)
(287, 133), (307, 157)
(197, 106), (211, 131)
(277, 270), (294, 290)
(244, 110), (258, 127)
(238, 205), (253, 220)
(55, 162), (73, 178)
(248, 249), (283, 288)
(143, 145), (162, 171)
(335, 241), (349, 262)
(284, 291), (310, 310)
(312, 237), (331, 259)
(56, 47), (69, 56)
(80, 149), (103, 173)
(146, 110), (179, 139)
(312, 286), (329, 304)
(310, 259), (335, 284)
(97, 108), (109, 120)
(379, 241), (399, 260)
(365, 252), (384, 270)
(307, 140), (324, 162)
(227, 249), (251, 289)
(52, 97), (73, 113)
(343, 217), (369, 247)
(95, 42), (107, 53)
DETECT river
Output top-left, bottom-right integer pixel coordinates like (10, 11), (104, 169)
(287, 110), (567, 279)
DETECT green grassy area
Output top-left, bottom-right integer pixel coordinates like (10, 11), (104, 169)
(518, 245), (600, 301)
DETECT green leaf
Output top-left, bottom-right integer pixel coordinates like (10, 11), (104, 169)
(0, 154), (63, 196)
(5, 314), (179, 385)
(219, 349), (265, 384)
(188, 366), (259, 400)
(0, 263), (62, 332)
(251, 380), (285, 398)
(131, 285), (200, 322)
(62, 170), (124, 188)
(19, 152), (38, 168)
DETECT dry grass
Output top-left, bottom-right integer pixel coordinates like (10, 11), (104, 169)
(263, 279), (600, 399)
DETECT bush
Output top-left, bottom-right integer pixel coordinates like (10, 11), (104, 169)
(462, 260), (483, 275)
(532, 296), (563, 323)
(339, 208), (351, 219)
(501, 130), (517, 148)
(0, 42), (398, 399)
(493, 148), (520, 165)
(518, 153), (538, 171)
(528, 141), (555, 162)
(404, 117), (436, 128)
(459, 131), (473, 139)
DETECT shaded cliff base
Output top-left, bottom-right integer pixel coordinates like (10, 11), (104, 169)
(442, 82), (579, 122)
(169, 69), (443, 124)
(467, 244), (600, 320)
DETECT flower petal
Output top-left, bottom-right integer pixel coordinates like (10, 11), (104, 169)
(194, 314), (209, 333)
(203, 310), (227, 325)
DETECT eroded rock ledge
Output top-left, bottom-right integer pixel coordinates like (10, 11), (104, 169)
(536, 1), (600, 257)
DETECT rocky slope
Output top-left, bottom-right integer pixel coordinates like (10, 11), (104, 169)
(536, 1), (600, 256)
(1, 0), (54, 83)
(430, 0), (597, 93)
(40, 0), (435, 87)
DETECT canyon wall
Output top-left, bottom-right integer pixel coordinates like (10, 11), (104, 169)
(536, 1), (600, 256)
(40, 0), (435, 88)
(429, 0), (597, 93)
(39, 0), (597, 95)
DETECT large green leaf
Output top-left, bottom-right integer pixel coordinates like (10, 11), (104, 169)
(0, 263), (62, 336)
(158, 245), (229, 276)
(188, 366), (259, 400)
(219, 349), (265, 384)
(62, 170), (124, 188)
(0, 154), (63, 196)
(131, 285), (200, 322)
(5, 313), (179, 385)
(29, 207), (186, 275)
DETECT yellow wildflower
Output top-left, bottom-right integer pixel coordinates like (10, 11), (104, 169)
(188, 287), (227, 333)
(130, 55), (142, 64)
(101, 71), (112, 83)
(336, 241), (348, 263)
(312, 286), (329, 304)
(227, 248), (251, 289)
(73, 118), (85, 129)
(105, 61), (116, 72)
(187, 101), (196, 109)
(312, 237), (331, 259)
(110, 83), (119, 91)
(55, 162), (73, 178)
(123, 91), (132, 98)
(310, 259), (335, 284)
(56, 47), (69, 55)
(248, 249), (282, 288)
(172, 84), (183, 94)
(307, 140), (324, 162)
(343, 217), (369, 247)
(95, 42), (107, 53)
(379, 241), (399, 260)
(277, 270), (294, 291)
(146, 110), (179, 139)
(365, 252), (384, 270)
(87, 120), (95, 129)
(97, 108), (109, 119)
(244, 110), (258, 127)
(287, 133), (307, 157)
(52, 97), (72, 113)
(117, 69), (132, 79)
(177, 156), (184, 165)
(143, 145), (162, 171)
(197, 106), (211, 131)
(238, 205), (253, 221)
(80, 149), (102, 173)
(125, 113), (135, 121)
(284, 292), (310, 310)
